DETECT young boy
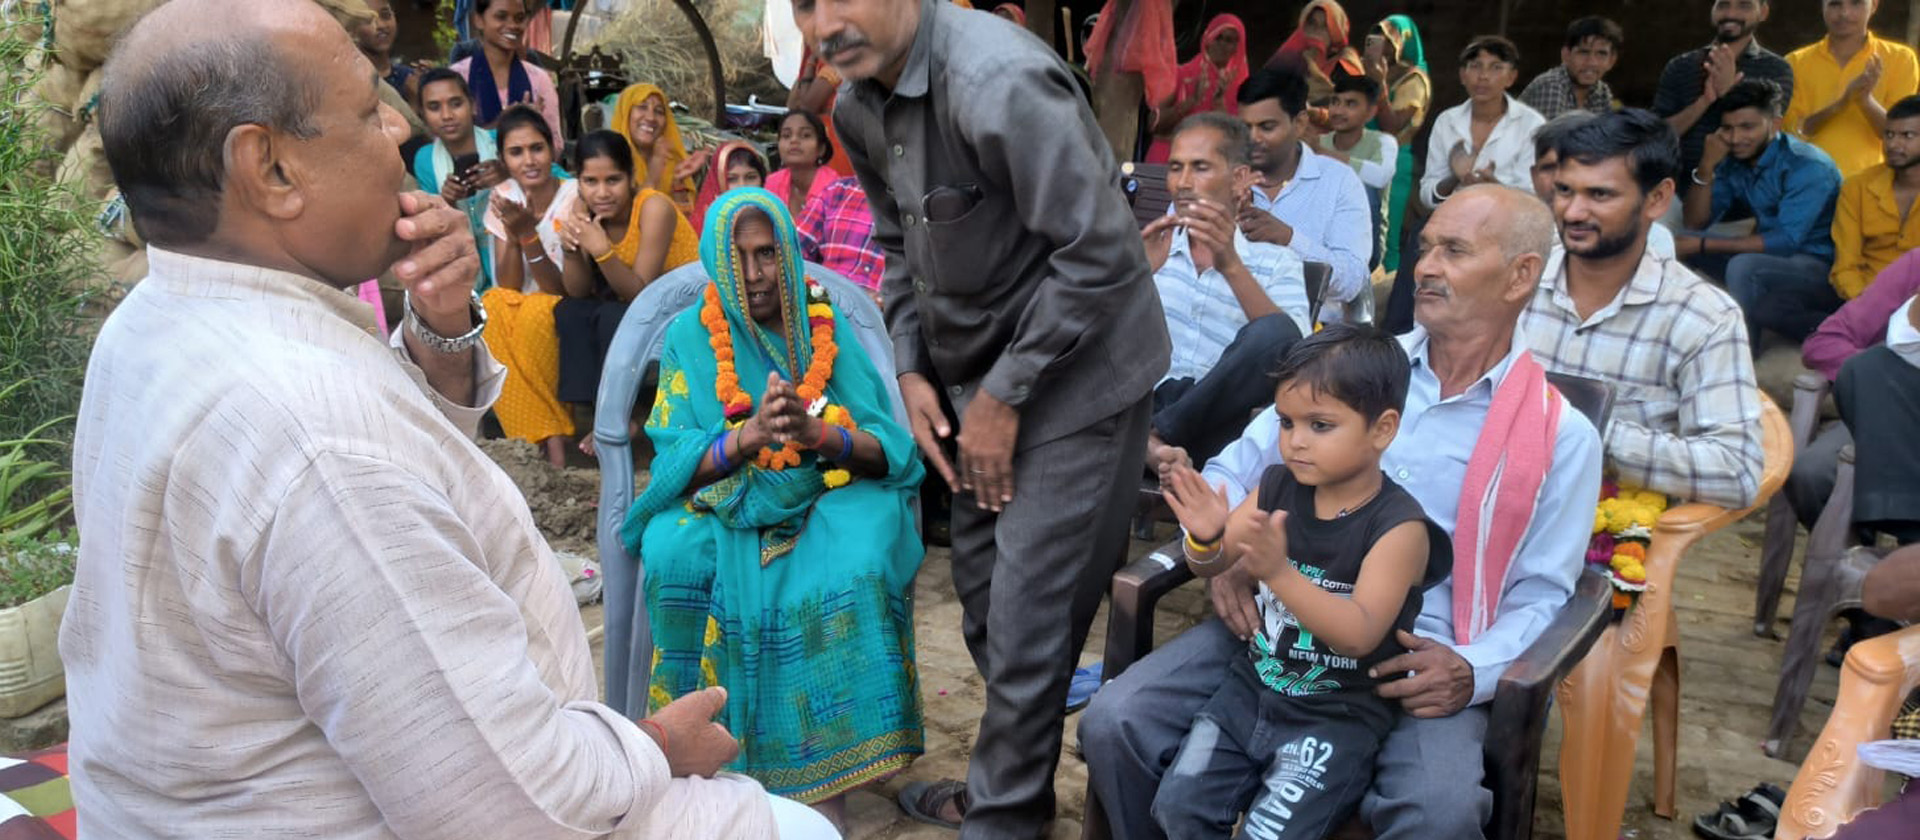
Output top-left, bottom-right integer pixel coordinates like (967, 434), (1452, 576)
(1156, 324), (1451, 839)
(1316, 68), (1399, 269)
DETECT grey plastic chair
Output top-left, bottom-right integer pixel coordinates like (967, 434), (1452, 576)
(594, 261), (904, 718)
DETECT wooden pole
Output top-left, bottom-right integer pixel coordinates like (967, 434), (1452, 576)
(1027, 0), (1058, 58)
(1089, 0), (1140, 162)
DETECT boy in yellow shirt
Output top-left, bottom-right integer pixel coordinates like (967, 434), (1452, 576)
(1783, 0), (1920, 177)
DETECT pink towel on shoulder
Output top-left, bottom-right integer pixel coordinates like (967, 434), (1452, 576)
(356, 280), (387, 329)
(1452, 352), (1562, 644)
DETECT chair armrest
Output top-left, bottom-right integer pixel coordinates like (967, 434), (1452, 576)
(1776, 625), (1920, 840)
(1103, 541), (1197, 683)
(1483, 568), (1613, 840)
(1788, 372), (1830, 453)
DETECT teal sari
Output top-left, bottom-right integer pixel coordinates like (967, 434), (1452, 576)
(1369, 14), (1427, 274)
(620, 188), (926, 802)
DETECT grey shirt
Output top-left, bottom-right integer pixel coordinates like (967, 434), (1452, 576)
(833, 0), (1170, 446)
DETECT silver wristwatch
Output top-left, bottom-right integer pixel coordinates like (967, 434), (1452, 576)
(403, 290), (487, 354)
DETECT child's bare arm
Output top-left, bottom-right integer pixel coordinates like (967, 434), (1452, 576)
(1252, 519), (1429, 658)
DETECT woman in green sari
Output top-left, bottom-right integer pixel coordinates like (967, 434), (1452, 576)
(620, 187), (925, 829)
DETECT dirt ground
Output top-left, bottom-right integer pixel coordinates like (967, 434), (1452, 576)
(508, 447), (1848, 840)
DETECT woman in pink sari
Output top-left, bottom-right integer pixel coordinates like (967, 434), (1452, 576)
(1269, 0), (1363, 101)
(1143, 14), (1248, 162)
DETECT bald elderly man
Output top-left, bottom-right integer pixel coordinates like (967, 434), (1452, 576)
(60, 1), (835, 837)
(1081, 185), (1603, 840)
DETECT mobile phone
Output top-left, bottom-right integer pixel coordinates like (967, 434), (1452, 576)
(451, 153), (481, 186)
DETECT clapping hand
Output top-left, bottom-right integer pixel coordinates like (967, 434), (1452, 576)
(1234, 508), (1294, 584)
(674, 147), (713, 184)
(1163, 465), (1231, 558)
(1703, 43), (1745, 101)
(1178, 197), (1243, 273)
(1849, 54), (1884, 100)
(1141, 215), (1177, 273)
(491, 192), (537, 240)
(1448, 141), (1475, 181)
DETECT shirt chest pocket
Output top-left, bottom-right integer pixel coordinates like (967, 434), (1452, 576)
(907, 185), (1013, 297)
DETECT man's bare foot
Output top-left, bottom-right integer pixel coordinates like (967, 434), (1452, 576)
(811, 795), (847, 834)
(541, 436), (570, 468)
(578, 435), (597, 458)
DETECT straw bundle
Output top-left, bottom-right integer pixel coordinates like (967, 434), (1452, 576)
(586, 0), (783, 119)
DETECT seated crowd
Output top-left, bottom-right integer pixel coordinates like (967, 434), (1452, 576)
(60, 0), (1920, 839)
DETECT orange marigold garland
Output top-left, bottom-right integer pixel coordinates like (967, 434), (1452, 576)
(704, 280), (860, 475)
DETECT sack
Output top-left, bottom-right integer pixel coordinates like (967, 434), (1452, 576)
(56, 122), (113, 203)
(29, 60), (87, 156)
(51, 0), (165, 71)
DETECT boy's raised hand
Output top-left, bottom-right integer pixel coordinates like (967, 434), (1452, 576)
(1162, 463), (1230, 543)
(1235, 509), (1292, 583)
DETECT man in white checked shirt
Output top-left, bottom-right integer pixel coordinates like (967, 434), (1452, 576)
(1524, 108), (1765, 508)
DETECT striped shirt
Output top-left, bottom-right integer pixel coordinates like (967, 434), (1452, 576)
(1156, 228), (1308, 384)
(1522, 248), (1765, 508)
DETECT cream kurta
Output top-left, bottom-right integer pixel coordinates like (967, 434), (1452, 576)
(61, 248), (772, 839)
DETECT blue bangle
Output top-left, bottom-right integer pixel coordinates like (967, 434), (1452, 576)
(711, 432), (732, 472)
(837, 426), (853, 460)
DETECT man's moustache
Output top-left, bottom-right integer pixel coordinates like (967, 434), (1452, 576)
(819, 35), (869, 60)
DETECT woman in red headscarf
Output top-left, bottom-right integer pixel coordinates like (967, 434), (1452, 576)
(1139, 14), (1247, 162)
(1270, 0), (1363, 101)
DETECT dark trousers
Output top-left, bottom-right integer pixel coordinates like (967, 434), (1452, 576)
(1685, 251), (1840, 345)
(1152, 658), (1391, 839)
(1830, 781), (1920, 839)
(1382, 208), (1427, 336)
(1153, 314), (1304, 466)
(949, 396), (1152, 839)
(1081, 619), (1493, 840)
(1836, 346), (1920, 543)
(554, 298), (629, 404)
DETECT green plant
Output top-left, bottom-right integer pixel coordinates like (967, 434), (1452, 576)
(0, 15), (97, 447)
(434, 0), (459, 55)
(0, 413), (74, 544)
(0, 532), (75, 610)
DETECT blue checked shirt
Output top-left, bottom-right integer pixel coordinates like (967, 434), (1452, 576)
(1155, 228), (1309, 384)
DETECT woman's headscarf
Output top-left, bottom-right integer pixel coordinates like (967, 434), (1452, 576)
(611, 83), (694, 202)
(700, 188), (813, 382)
(691, 141), (769, 235)
(1175, 14), (1248, 115)
(992, 3), (1026, 25)
(1380, 14), (1427, 72)
(1082, 0), (1177, 106)
(1274, 0), (1360, 77)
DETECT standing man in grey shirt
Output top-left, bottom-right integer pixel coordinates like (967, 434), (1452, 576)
(792, 0), (1171, 834)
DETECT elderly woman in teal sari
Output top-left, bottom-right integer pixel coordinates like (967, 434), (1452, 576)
(620, 187), (925, 829)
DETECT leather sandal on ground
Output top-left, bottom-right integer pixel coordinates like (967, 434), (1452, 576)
(1691, 782), (1784, 840)
(898, 779), (970, 830)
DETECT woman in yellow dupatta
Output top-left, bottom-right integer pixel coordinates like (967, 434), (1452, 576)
(554, 130), (700, 451)
(611, 82), (699, 216)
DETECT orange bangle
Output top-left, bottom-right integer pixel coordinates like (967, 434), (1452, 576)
(594, 248), (617, 264)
